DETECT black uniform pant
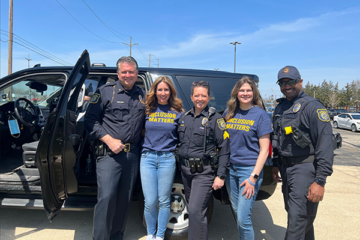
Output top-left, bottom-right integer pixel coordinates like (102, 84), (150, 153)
(93, 146), (140, 240)
(279, 162), (319, 240)
(181, 164), (215, 240)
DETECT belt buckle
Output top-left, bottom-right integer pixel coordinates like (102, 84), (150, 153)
(124, 143), (130, 152)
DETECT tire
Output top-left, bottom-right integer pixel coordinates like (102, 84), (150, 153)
(138, 178), (214, 240)
(351, 124), (357, 132)
(333, 121), (338, 128)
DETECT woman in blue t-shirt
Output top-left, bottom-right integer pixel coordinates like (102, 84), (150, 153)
(141, 76), (183, 240)
(223, 76), (273, 240)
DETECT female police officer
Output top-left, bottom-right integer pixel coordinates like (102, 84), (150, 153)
(177, 81), (230, 240)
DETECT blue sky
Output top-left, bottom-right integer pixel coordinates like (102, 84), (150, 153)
(1, 0), (359, 98)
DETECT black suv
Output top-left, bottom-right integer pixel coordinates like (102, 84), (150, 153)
(0, 50), (276, 239)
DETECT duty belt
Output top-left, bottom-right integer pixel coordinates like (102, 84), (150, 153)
(182, 157), (211, 167)
(279, 155), (314, 166)
(95, 142), (139, 157)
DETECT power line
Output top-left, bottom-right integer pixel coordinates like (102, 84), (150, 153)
(0, 36), (69, 66)
(55, 0), (122, 43)
(1, 30), (72, 65)
(81, 0), (129, 42)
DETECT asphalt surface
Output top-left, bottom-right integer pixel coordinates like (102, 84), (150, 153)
(0, 125), (359, 240)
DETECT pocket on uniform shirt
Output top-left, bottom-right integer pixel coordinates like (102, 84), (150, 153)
(112, 105), (129, 120)
(178, 125), (186, 140)
(192, 127), (209, 145)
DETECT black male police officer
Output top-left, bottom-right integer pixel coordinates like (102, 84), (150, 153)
(177, 81), (229, 240)
(272, 66), (333, 240)
(85, 56), (145, 240)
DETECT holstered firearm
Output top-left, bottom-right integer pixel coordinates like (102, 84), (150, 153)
(209, 151), (219, 170)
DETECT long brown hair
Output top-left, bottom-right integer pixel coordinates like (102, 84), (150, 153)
(145, 76), (183, 115)
(225, 76), (263, 121)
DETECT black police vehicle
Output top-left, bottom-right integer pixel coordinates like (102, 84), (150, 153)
(0, 50), (277, 239)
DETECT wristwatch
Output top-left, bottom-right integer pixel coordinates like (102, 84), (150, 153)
(218, 175), (225, 180)
(250, 173), (259, 180)
(314, 178), (326, 187)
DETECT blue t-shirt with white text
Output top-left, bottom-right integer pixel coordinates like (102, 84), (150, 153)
(223, 106), (273, 165)
(142, 104), (181, 152)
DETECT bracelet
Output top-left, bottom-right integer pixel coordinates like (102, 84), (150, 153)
(247, 178), (256, 186)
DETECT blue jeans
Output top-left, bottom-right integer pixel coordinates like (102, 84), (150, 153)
(226, 164), (263, 240)
(140, 150), (176, 239)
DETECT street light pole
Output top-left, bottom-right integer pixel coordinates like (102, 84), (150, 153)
(230, 42), (240, 73)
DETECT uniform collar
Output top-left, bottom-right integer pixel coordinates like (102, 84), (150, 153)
(286, 90), (305, 104)
(116, 80), (138, 94)
(190, 106), (209, 117)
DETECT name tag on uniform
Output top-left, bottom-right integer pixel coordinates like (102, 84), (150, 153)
(117, 101), (124, 104)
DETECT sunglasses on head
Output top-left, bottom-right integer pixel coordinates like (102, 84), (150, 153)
(278, 79), (299, 87)
(192, 81), (209, 86)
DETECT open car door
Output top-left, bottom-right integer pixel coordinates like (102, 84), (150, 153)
(37, 50), (90, 220)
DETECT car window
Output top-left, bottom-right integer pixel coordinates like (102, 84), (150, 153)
(2, 76), (63, 105)
(352, 115), (360, 120)
(175, 76), (261, 112)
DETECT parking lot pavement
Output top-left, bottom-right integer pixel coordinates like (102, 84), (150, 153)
(1, 164), (359, 240)
(332, 124), (360, 166)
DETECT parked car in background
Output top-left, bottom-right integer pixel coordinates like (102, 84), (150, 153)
(333, 113), (360, 132)
(0, 50), (277, 240)
(327, 109), (338, 120)
(336, 109), (349, 115)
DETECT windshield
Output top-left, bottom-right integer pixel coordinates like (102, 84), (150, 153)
(0, 74), (65, 106)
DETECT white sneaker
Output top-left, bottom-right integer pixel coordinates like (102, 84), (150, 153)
(146, 235), (154, 240)
(155, 237), (164, 240)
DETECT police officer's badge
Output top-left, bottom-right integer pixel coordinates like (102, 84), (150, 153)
(217, 118), (226, 130)
(202, 117), (209, 126)
(293, 103), (301, 113)
(317, 109), (330, 122)
(90, 93), (100, 104)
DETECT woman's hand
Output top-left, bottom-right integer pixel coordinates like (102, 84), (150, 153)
(212, 177), (224, 190)
(240, 178), (255, 199)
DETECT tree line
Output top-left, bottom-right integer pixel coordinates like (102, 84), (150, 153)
(303, 79), (360, 109)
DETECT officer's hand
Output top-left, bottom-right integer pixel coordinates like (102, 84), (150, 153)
(107, 138), (125, 154)
(307, 182), (325, 203)
(272, 167), (282, 182)
(212, 177), (224, 191)
(240, 179), (255, 199)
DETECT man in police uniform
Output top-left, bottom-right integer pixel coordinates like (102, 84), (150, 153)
(272, 66), (333, 240)
(85, 56), (145, 240)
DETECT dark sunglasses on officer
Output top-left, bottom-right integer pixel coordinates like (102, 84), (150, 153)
(277, 79), (300, 87)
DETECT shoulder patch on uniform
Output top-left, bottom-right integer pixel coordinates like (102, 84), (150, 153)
(90, 93), (100, 104)
(217, 118), (226, 130)
(317, 109), (330, 122)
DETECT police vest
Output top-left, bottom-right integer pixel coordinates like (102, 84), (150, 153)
(273, 95), (317, 158)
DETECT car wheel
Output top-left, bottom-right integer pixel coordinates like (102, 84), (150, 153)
(334, 121), (338, 128)
(351, 124), (357, 132)
(138, 178), (214, 240)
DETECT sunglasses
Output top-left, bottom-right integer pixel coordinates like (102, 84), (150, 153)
(278, 79), (299, 87)
(192, 81), (210, 86)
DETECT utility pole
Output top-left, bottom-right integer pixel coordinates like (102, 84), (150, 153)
(25, 54), (31, 68)
(8, 0), (13, 75)
(154, 58), (159, 68)
(230, 41), (240, 73)
(123, 36), (138, 57)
